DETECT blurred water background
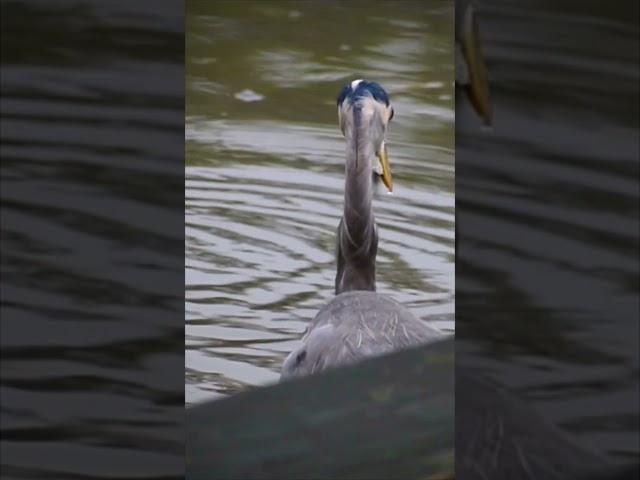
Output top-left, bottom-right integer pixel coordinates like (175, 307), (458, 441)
(1, 1), (183, 478)
(456, 0), (639, 466)
(185, 1), (455, 404)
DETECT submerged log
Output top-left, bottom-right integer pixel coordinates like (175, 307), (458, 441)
(187, 337), (454, 480)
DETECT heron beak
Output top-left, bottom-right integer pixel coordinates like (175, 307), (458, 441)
(461, 4), (492, 125)
(376, 141), (393, 192)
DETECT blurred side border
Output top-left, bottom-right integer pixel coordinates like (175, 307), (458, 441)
(456, 0), (639, 479)
(1, 0), (185, 478)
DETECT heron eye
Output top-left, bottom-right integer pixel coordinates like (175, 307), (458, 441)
(295, 350), (307, 365)
(389, 108), (394, 122)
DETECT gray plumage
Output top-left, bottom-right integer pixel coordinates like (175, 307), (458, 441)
(281, 291), (443, 379)
(334, 94), (380, 294)
(281, 80), (446, 381)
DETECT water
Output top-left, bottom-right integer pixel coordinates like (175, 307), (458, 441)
(1, 1), (183, 478)
(185, 1), (455, 404)
(456, 0), (639, 465)
(2, 0), (636, 477)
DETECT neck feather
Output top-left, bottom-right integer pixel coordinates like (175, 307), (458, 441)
(335, 105), (378, 294)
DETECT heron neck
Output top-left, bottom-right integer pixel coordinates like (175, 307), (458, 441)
(344, 106), (374, 233)
(335, 105), (378, 294)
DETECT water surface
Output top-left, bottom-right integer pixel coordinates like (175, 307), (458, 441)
(1, 1), (183, 478)
(456, 0), (639, 465)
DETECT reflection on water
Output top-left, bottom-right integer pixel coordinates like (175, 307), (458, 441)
(186, 1), (455, 403)
(457, 0), (639, 466)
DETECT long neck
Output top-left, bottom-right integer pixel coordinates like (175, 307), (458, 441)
(335, 105), (378, 294)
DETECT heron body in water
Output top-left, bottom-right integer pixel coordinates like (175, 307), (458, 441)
(281, 80), (445, 380)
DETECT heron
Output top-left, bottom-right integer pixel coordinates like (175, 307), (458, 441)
(281, 79), (446, 380)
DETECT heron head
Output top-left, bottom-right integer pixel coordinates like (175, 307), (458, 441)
(336, 79), (395, 192)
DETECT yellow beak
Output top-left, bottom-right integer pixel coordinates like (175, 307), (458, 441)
(376, 141), (393, 192)
(461, 4), (492, 125)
